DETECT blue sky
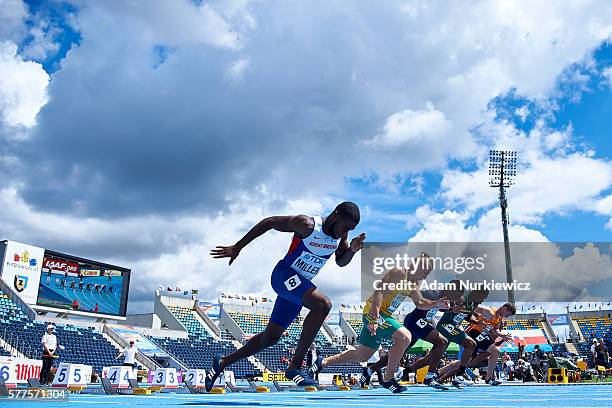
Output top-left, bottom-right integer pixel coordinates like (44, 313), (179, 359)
(1, 1), (611, 311)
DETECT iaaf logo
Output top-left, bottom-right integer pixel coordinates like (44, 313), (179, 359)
(44, 258), (79, 273)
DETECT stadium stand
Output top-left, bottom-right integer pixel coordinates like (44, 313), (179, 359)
(150, 335), (259, 377)
(166, 305), (214, 339)
(229, 311), (361, 374)
(504, 319), (541, 330)
(0, 290), (120, 374)
(551, 343), (568, 356)
(573, 314), (612, 363)
(150, 304), (260, 378)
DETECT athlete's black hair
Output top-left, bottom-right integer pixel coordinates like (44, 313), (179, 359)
(502, 302), (517, 315)
(334, 201), (360, 224)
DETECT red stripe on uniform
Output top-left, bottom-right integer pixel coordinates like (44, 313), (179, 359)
(286, 236), (301, 256)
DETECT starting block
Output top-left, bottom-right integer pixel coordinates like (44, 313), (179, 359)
(305, 385), (317, 392)
(106, 366), (135, 389)
(133, 388), (152, 395)
(151, 368), (179, 390)
(68, 385), (86, 393)
(183, 369), (207, 388)
(338, 385), (351, 391)
(255, 385), (269, 392)
(52, 363), (92, 388)
(0, 361), (17, 388)
(210, 387), (226, 394)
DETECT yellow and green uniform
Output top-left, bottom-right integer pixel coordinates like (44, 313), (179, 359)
(359, 273), (413, 350)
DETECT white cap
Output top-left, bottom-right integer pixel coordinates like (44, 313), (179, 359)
(47, 324), (55, 330)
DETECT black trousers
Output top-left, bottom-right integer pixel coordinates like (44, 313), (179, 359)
(40, 355), (54, 384)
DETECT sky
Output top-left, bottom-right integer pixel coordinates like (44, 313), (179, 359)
(0, 0), (611, 315)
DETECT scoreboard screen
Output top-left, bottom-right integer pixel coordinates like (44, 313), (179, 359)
(36, 250), (130, 317)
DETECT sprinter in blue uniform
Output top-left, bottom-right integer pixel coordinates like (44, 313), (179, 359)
(206, 202), (364, 390)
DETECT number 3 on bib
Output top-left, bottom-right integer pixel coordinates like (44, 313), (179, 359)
(284, 275), (302, 291)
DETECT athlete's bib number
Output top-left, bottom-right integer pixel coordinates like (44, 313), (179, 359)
(284, 274), (302, 291)
(443, 324), (455, 333)
(476, 333), (487, 342)
(416, 318), (428, 329)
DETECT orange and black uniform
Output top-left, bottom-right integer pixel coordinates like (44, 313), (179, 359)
(466, 309), (503, 356)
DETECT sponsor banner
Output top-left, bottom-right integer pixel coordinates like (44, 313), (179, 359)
(0, 356), (43, 384)
(44, 257), (79, 275)
(547, 314), (568, 326)
(263, 372), (288, 382)
(1, 241), (44, 304)
(105, 270), (122, 277)
(79, 269), (100, 277)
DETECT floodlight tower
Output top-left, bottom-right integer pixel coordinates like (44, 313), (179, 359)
(489, 150), (517, 305)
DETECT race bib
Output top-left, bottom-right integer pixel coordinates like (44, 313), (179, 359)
(290, 252), (326, 279)
(388, 294), (407, 313)
(284, 274), (302, 291)
(416, 318), (428, 329)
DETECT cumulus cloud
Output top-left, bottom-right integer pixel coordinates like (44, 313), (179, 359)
(0, 0), (28, 41)
(0, 186), (363, 311)
(0, 41), (49, 128)
(1, 0), (611, 311)
(363, 102), (452, 148)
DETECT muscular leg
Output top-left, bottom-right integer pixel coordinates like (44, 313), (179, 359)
(287, 288), (332, 371)
(219, 320), (284, 370)
(485, 345), (500, 380)
(438, 337), (476, 382)
(438, 360), (460, 377)
(415, 331), (448, 374)
(467, 351), (490, 368)
(383, 327), (411, 381)
(323, 344), (377, 366)
(368, 354), (389, 373)
(372, 330), (446, 375)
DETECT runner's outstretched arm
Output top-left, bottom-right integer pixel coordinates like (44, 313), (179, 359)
(210, 215), (313, 265)
(410, 289), (449, 310)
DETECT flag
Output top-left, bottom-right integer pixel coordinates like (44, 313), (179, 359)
(183, 290), (188, 295)
(176, 286), (181, 291)
(192, 289), (199, 295)
(167, 287), (173, 291)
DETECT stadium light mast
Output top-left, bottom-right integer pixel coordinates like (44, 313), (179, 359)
(489, 150), (518, 305)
